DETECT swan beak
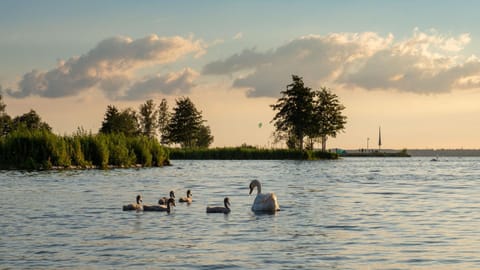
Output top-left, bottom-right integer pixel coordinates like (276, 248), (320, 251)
(249, 187), (253, 195)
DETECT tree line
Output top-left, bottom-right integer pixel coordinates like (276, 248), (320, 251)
(1, 94), (214, 148)
(99, 97), (214, 148)
(0, 95), (172, 169)
(0, 94), (217, 169)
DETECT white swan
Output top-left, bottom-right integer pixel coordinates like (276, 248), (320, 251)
(123, 194), (143, 211)
(206, 197), (231, 214)
(179, 189), (193, 203)
(249, 180), (280, 212)
(143, 198), (176, 213)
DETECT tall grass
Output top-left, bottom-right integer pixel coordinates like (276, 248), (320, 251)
(168, 147), (338, 160)
(0, 130), (169, 170)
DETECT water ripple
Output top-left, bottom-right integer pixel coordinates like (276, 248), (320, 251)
(1, 157), (480, 269)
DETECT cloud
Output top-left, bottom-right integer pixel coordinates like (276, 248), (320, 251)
(338, 30), (478, 93)
(233, 32), (243, 40)
(5, 34), (205, 100)
(119, 68), (199, 100)
(203, 29), (480, 97)
(203, 48), (272, 75)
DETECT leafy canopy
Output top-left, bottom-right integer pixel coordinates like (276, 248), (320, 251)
(271, 75), (346, 151)
(99, 105), (140, 137)
(164, 97), (213, 148)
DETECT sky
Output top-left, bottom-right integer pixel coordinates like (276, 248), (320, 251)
(2, 0), (480, 149)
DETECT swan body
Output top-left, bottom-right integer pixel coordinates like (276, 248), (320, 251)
(179, 189), (193, 203)
(159, 190), (175, 205)
(123, 195), (143, 211)
(249, 180), (280, 212)
(206, 197), (231, 214)
(144, 198), (176, 213)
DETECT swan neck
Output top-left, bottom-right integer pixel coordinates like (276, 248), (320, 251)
(256, 182), (262, 194)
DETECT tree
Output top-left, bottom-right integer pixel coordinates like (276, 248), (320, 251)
(271, 75), (315, 150)
(99, 105), (140, 136)
(0, 94), (6, 114)
(12, 109), (52, 132)
(271, 75), (347, 151)
(158, 98), (170, 145)
(165, 97), (213, 148)
(139, 99), (158, 138)
(99, 105), (119, 134)
(195, 125), (214, 148)
(310, 87), (347, 151)
(0, 94), (11, 136)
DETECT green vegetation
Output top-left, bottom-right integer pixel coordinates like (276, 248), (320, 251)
(169, 146), (338, 160)
(139, 99), (159, 138)
(1, 76), (347, 169)
(99, 97), (213, 148)
(162, 97), (213, 148)
(99, 105), (140, 136)
(271, 75), (347, 151)
(0, 95), (169, 170)
(0, 130), (169, 170)
(341, 149), (410, 157)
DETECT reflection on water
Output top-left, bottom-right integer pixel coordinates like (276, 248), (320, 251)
(1, 158), (480, 269)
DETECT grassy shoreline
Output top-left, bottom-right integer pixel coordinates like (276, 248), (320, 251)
(341, 149), (410, 157)
(168, 147), (338, 160)
(0, 131), (340, 170)
(0, 130), (169, 170)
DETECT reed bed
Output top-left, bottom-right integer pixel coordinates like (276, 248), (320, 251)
(168, 147), (338, 160)
(0, 130), (169, 170)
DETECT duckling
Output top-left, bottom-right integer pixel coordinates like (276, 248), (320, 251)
(206, 197), (231, 214)
(122, 195), (143, 211)
(179, 189), (193, 203)
(144, 198), (176, 213)
(158, 190), (175, 205)
(249, 179), (280, 212)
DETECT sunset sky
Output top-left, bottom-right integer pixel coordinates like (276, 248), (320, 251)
(2, 1), (480, 149)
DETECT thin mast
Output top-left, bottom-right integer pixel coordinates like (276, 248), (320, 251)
(378, 126), (382, 150)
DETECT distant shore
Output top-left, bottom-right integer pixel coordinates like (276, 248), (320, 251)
(343, 149), (480, 157)
(341, 150), (409, 157)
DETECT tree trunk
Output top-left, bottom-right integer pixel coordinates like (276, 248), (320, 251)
(321, 136), (328, 152)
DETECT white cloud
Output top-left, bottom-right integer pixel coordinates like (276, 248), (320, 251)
(233, 32), (243, 40)
(5, 34), (205, 100)
(203, 29), (480, 96)
(339, 30), (480, 93)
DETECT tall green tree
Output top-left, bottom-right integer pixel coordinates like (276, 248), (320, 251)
(12, 109), (52, 132)
(271, 75), (315, 150)
(99, 105), (119, 133)
(309, 87), (347, 151)
(139, 99), (158, 138)
(271, 75), (347, 151)
(165, 97), (213, 148)
(99, 105), (140, 136)
(158, 98), (170, 145)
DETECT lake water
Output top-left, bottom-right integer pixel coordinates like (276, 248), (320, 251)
(1, 157), (479, 269)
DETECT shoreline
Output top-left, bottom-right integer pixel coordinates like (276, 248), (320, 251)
(342, 149), (480, 157)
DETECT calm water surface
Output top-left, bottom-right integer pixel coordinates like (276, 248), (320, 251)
(1, 157), (480, 269)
